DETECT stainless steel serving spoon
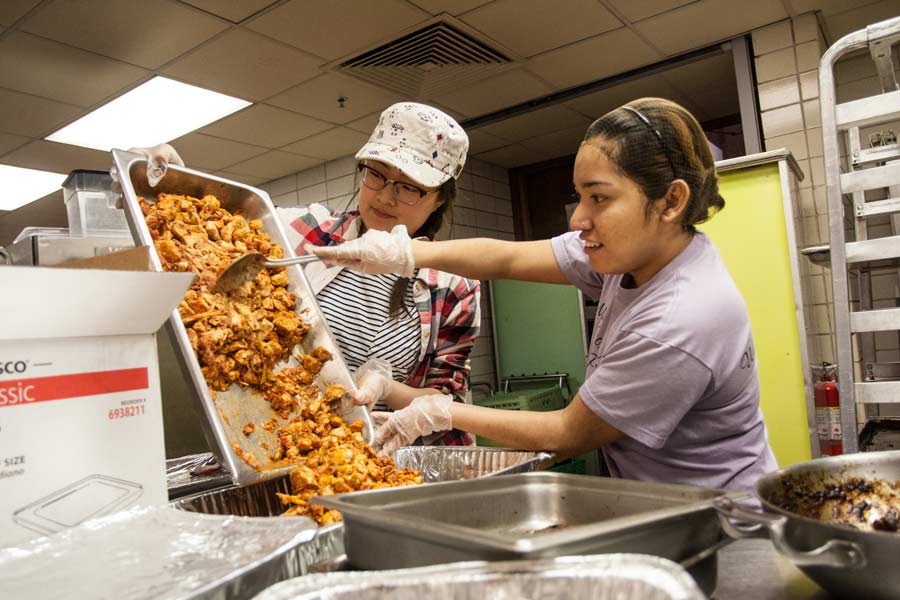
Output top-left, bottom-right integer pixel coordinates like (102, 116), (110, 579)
(212, 252), (321, 293)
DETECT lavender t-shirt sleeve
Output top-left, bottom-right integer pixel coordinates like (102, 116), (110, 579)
(551, 231), (604, 300)
(580, 331), (712, 449)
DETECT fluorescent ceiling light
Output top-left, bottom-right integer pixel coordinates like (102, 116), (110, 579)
(0, 165), (67, 211)
(46, 76), (251, 152)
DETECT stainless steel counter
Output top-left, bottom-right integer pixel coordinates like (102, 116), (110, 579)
(716, 539), (832, 599)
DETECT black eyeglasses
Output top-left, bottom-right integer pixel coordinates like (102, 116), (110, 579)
(622, 106), (677, 177)
(358, 164), (433, 206)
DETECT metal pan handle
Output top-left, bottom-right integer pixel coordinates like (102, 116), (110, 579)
(713, 497), (866, 569)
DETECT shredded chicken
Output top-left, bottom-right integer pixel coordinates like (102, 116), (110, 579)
(141, 193), (305, 391)
(142, 192), (420, 524)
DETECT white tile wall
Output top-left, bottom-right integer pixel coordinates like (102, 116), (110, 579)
(258, 155), (515, 390)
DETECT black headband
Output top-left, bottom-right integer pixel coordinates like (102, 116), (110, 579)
(622, 106), (677, 177)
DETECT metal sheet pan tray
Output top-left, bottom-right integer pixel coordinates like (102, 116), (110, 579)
(113, 149), (373, 486)
(312, 472), (726, 595)
(252, 553), (706, 600)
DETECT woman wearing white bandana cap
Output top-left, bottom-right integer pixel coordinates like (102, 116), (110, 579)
(126, 102), (480, 449)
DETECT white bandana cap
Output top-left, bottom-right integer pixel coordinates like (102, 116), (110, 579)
(355, 102), (469, 189)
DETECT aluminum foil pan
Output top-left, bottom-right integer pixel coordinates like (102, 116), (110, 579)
(251, 554), (706, 600)
(171, 473), (293, 517)
(391, 446), (555, 480)
(0, 505), (336, 600)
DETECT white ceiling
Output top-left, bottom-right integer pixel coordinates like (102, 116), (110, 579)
(0, 0), (896, 191)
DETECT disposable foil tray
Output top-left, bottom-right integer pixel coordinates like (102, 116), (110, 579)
(252, 554), (706, 600)
(391, 446), (555, 479)
(0, 506), (340, 600)
(113, 149), (373, 486)
(312, 471), (726, 595)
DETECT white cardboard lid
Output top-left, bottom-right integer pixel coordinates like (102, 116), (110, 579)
(0, 266), (194, 340)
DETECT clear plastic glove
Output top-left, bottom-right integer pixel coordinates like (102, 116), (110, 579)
(110, 143), (185, 190)
(306, 224), (415, 277)
(349, 358), (394, 411)
(373, 394), (453, 457)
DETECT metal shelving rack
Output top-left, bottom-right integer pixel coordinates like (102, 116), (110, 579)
(821, 16), (900, 453)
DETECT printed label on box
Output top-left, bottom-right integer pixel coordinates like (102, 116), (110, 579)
(0, 336), (167, 547)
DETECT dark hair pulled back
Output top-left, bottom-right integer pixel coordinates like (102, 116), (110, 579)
(582, 97), (725, 231)
(389, 178), (456, 318)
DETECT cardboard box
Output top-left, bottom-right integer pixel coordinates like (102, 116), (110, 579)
(0, 254), (193, 547)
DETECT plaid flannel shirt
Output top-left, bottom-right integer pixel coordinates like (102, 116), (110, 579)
(280, 203), (478, 447)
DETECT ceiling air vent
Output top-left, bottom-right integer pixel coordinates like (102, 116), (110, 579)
(337, 22), (512, 99)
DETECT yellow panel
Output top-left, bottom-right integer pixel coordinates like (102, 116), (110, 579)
(699, 163), (812, 466)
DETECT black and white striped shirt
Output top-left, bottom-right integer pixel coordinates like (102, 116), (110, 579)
(317, 268), (421, 409)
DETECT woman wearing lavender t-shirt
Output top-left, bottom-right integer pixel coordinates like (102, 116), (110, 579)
(312, 98), (778, 493)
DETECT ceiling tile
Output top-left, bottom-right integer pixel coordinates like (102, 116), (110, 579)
(466, 129), (512, 154)
(179, 0), (280, 23)
(479, 105), (592, 142)
(824, 0), (900, 42)
(474, 143), (541, 168)
(268, 73), (404, 125)
(519, 125), (585, 157)
(20, 0), (228, 70)
(2, 139), (110, 173)
(0, 0), (40, 26)
(0, 132), (31, 157)
(167, 132), (269, 171)
(281, 127), (369, 160)
(605, 0), (696, 23)
(213, 171), (268, 186)
(433, 69), (553, 117)
(788, 0), (887, 17)
(407, 0), (493, 15)
(0, 32), (147, 108)
(200, 104), (332, 148)
(0, 89), (82, 137)
(247, 0), (429, 61)
(634, 0), (788, 56)
(161, 29), (321, 102)
(345, 112), (382, 134)
(527, 27), (661, 90)
(461, 0), (622, 58)
(225, 150), (321, 181)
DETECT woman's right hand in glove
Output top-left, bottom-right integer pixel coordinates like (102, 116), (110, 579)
(306, 224), (415, 277)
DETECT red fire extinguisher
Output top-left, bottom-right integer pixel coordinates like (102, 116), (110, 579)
(813, 363), (842, 455)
